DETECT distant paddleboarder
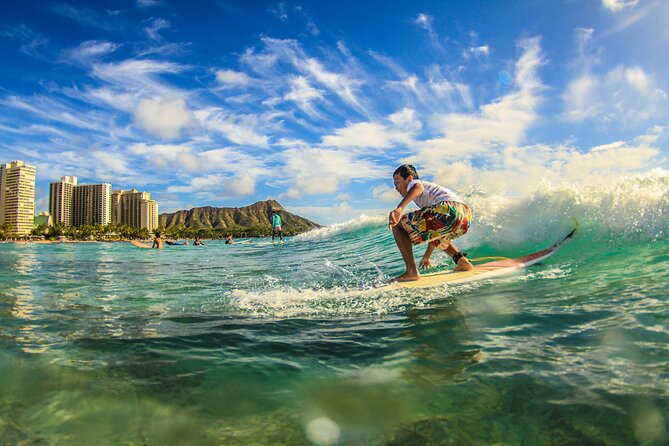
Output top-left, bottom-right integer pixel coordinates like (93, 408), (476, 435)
(388, 164), (473, 282)
(271, 210), (283, 242)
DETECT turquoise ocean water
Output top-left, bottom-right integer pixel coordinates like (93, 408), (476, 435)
(1, 178), (668, 445)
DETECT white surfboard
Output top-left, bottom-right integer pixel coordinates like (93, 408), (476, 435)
(371, 229), (576, 292)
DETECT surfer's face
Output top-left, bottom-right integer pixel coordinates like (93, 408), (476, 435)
(393, 173), (413, 197)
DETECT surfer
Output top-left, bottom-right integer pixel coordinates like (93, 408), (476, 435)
(225, 234), (234, 244)
(388, 164), (474, 282)
(151, 232), (163, 249)
(193, 236), (204, 246)
(271, 210), (283, 242)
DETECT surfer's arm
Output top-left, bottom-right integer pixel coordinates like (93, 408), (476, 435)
(420, 243), (436, 269)
(389, 182), (424, 226)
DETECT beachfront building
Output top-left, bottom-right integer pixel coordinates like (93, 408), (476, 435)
(72, 183), (111, 227)
(112, 189), (159, 231)
(0, 160), (37, 236)
(49, 176), (77, 226)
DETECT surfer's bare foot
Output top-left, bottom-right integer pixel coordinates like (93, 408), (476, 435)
(389, 272), (421, 282)
(453, 258), (474, 272)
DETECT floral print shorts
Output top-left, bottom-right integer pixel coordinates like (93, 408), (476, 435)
(400, 201), (472, 251)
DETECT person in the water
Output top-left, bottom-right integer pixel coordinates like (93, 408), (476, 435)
(388, 164), (473, 282)
(225, 234), (234, 244)
(193, 236), (204, 246)
(271, 210), (283, 242)
(151, 231), (163, 249)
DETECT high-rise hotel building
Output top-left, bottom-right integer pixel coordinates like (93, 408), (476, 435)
(49, 176), (77, 226)
(72, 183), (111, 227)
(0, 161), (37, 236)
(112, 189), (158, 231)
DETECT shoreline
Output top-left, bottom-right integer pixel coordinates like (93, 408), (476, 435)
(0, 236), (266, 244)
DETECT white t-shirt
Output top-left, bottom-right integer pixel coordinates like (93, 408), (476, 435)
(408, 179), (464, 208)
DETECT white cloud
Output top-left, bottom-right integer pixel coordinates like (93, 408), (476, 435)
(414, 13), (432, 30)
(322, 122), (393, 148)
(320, 108), (420, 150)
(563, 66), (667, 123)
(304, 57), (363, 110)
(465, 45), (490, 59)
(215, 69), (252, 88)
(279, 148), (385, 198)
(371, 184), (398, 203)
(145, 18), (170, 41)
(244, 37), (365, 112)
(91, 59), (185, 96)
(3, 95), (108, 131)
(283, 76), (325, 116)
(634, 125), (664, 145)
(388, 108), (422, 133)
(384, 65), (473, 111)
(194, 108), (269, 148)
(602, 0), (639, 12)
(415, 37), (544, 163)
(92, 150), (130, 174)
(67, 40), (121, 61)
(134, 97), (191, 140)
(413, 13), (438, 42)
(167, 172), (257, 197)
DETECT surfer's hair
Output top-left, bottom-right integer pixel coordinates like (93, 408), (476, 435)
(394, 164), (419, 180)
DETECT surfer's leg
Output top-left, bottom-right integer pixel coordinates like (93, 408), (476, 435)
(391, 224), (420, 281)
(437, 240), (474, 271)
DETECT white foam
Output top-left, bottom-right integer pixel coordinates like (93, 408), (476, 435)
(462, 174), (668, 248)
(294, 214), (386, 242)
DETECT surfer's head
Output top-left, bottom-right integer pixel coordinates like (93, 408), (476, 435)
(393, 164), (419, 180)
(393, 164), (419, 196)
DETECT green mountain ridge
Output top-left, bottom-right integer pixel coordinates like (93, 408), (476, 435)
(158, 199), (320, 236)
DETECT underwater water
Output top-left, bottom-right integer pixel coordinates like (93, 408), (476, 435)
(1, 177), (668, 445)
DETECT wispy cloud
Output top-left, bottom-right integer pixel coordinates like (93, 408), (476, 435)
(2, 25), (50, 60)
(51, 3), (119, 31)
(414, 37), (544, 172)
(194, 108), (270, 148)
(283, 76), (326, 117)
(65, 40), (122, 62)
(138, 0), (159, 8)
(602, 0), (640, 12)
(145, 18), (170, 41)
(413, 13), (438, 43)
(562, 65), (667, 124)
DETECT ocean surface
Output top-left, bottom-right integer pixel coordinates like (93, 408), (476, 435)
(1, 178), (668, 445)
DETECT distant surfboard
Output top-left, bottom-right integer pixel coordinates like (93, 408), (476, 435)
(130, 240), (152, 249)
(372, 229), (576, 292)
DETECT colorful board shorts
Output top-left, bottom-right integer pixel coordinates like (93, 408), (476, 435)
(400, 201), (472, 251)
(273, 226), (282, 231)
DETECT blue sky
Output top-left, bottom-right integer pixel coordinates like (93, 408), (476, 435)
(1, 0), (667, 223)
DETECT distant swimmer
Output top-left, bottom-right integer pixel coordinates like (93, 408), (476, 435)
(225, 234), (234, 244)
(152, 232), (163, 249)
(165, 240), (188, 246)
(388, 164), (473, 282)
(271, 210), (283, 242)
(193, 236), (204, 246)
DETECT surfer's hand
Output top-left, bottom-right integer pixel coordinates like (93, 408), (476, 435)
(419, 256), (433, 269)
(389, 208), (402, 227)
